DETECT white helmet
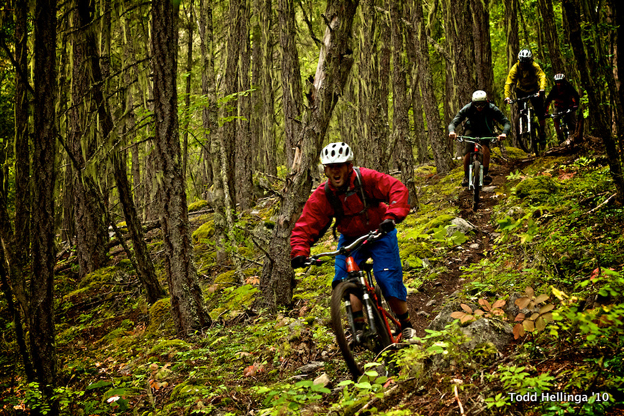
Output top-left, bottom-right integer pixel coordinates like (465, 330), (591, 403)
(518, 49), (533, 63)
(472, 90), (488, 103)
(554, 73), (565, 82)
(320, 142), (354, 165)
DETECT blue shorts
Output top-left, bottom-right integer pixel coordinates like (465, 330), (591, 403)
(333, 229), (407, 301)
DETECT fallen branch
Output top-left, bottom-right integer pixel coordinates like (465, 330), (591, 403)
(584, 193), (616, 216)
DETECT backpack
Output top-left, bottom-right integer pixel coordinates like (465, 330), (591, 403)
(324, 167), (381, 240)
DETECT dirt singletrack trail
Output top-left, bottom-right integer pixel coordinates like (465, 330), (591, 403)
(406, 155), (524, 337)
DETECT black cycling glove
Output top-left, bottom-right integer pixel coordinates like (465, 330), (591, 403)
(291, 255), (308, 269)
(379, 218), (396, 233)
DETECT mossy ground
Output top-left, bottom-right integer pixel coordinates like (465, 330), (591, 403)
(2, 147), (623, 415)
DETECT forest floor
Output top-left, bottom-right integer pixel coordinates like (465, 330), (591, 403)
(2, 139), (624, 416)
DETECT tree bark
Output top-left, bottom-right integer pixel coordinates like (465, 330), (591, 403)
(262, 0), (277, 176)
(151, 0), (211, 335)
(68, 0), (109, 279)
(237, 0), (254, 209)
(257, 0), (360, 311)
(563, 0), (624, 202)
(357, 0), (386, 172)
(32, 0), (59, 409)
(411, 0), (452, 174)
(389, 0), (418, 208)
(470, 0), (495, 97)
(182, 0), (194, 180)
(504, 0), (520, 147)
(222, 0), (241, 207)
(537, 0), (565, 73)
(278, 0), (305, 170)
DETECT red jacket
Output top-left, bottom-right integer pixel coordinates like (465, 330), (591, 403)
(290, 167), (410, 258)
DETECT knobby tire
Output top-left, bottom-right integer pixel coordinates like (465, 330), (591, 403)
(473, 160), (480, 211)
(331, 281), (390, 378)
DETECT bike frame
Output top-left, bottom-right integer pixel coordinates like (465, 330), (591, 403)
(308, 231), (402, 344)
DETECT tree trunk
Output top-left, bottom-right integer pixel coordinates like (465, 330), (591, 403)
(251, 0), (263, 171)
(182, 0), (194, 180)
(237, 0), (254, 209)
(32, 0), (59, 409)
(68, 0), (109, 279)
(470, 0), (495, 97)
(223, 0), (241, 207)
(504, 0), (520, 147)
(563, 0), (624, 202)
(357, 0), (386, 172)
(262, 0), (277, 176)
(151, 0), (212, 335)
(278, 0), (305, 170)
(411, 0), (452, 174)
(390, 0), (418, 208)
(537, 0), (565, 73)
(257, 0), (360, 311)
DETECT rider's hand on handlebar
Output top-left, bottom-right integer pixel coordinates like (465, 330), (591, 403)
(380, 218), (396, 233)
(497, 133), (506, 142)
(291, 255), (309, 270)
(449, 132), (457, 141)
(504, 97), (511, 104)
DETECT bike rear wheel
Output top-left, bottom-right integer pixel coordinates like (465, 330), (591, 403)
(472, 160), (480, 211)
(331, 281), (390, 378)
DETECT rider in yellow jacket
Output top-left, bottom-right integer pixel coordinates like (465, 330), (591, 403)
(504, 49), (548, 154)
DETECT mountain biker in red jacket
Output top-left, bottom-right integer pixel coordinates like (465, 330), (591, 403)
(290, 142), (415, 340)
(544, 73), (580, 143)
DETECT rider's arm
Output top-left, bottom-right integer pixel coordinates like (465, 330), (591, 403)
(569, 84), (580, 105)
(360, 168), (410, 223)
(290, 186), (333, 258)
(504, 63), (519, 99)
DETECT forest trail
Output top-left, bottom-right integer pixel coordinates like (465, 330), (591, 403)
(406, 145), (561, 336)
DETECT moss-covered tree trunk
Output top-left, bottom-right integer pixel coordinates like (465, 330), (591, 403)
(278, 0), (304, 171)
(504, 0), (520, 147)
(237, 0), (254, 210)
(261, 0), (277, 176)
(389, 0), (418, 208)
(257, 0), (360, 311)
(151, 0), (212, 335)
(470, 0), (495, 97)
(537, 0), (565, 73)
(411, 0), (452, 174)
(31, 0), (59, 410)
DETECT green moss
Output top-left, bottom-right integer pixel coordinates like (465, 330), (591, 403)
(514, 176), (560, 199)
(79, 266), (117, 289)
(188, 199), (209, 212)
(192, 220), (215, 243)
(414, 164), (437, 177)
(149, 338), (191, 355)
(424, 214), (455, 232)
(496, 146), (527, 159)
(147, 298), (174, 336)
(214, 270), (237, 285)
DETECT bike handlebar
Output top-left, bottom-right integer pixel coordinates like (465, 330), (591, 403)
(455, 136), (498, 146)
(304, 229), (385, 267)
(545, 107), (576, 119)
(507, 92), (540, 105)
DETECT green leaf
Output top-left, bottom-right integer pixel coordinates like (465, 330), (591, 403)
(86, 381), (112, 390)
(354, 382), (372, 390)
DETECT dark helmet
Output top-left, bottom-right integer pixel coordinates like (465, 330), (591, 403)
(518, 49), (533, 63)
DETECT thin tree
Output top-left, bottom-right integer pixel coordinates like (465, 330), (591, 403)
(237, 0), (254, 209)
(151, 0), (212, 335)
(537, 0), (565, 73)
(504, 0), (520, 147)
(257, 0), (360, 311)
(470, 0), (495, 96)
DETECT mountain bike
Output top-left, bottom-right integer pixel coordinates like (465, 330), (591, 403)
(456, 136), (497, 211)
(303, 230), (403, 378)
(545, 107), (576, 144)
(508, 93), (540, 155)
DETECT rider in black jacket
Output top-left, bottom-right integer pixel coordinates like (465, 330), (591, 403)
(449, 90), (511, 186)
(545, 73), (580, 143)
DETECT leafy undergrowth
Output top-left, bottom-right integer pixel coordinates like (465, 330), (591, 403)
(1, 146), (624, 415)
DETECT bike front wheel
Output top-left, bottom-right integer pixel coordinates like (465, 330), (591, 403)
(472, 160), (481, 211)
(331, 281), (390, 378)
